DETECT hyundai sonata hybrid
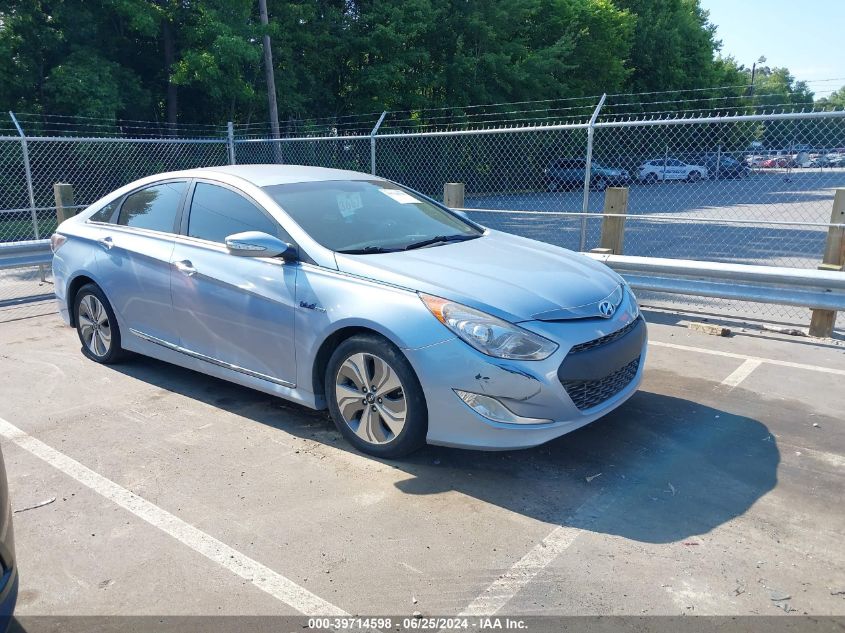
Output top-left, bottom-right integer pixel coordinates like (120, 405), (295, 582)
(52, 165), (646, 457)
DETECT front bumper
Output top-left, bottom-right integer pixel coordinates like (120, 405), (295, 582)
(405, 298), (646, 450)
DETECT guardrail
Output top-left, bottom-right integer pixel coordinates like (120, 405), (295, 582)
(0, 239), (52, 270)
(586, 252), (845, 312)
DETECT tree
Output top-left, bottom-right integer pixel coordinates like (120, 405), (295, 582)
(815, 85), (845, 109)
(613, 0), (721, 93)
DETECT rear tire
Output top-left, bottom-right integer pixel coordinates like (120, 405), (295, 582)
(592, 177), (607, 191)
(687, 170), (702, 182)
(74, 283), (124, 364)
(325, 334), (427, 458)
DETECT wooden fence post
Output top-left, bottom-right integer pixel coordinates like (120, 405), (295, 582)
(443, 182), (465, 209)
(809, 188), (845, 337)
(54, 183), (76, 224)
(598, 187), (629, 254)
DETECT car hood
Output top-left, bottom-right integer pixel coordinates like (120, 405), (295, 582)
(333, 230), (623, 322)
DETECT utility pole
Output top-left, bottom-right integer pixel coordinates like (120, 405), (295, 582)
(258, 0), (281, 144)
(749, 56), (765, 98)
(749, 62), (757, 97)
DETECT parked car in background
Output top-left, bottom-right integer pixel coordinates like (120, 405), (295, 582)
(695, 154), (750, 179)
(544, 159), (630, 191)
(0, 445), (17, 626)
(798, 154), (830, 168)
(759, 156), (795, 168)
(637, 159), (708, 183)
(52, 165), (645, 458)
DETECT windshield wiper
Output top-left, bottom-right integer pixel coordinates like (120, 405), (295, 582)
(403, 234), (479, 251)
(336, 245), (399, 254)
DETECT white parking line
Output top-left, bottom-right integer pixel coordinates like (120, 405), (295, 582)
(459, 525), (582, 616)
(720, 359), (763, 388)
(0, 416), (346, 616)
(650, 341), (845, 376)
(460, 338), (843, 616)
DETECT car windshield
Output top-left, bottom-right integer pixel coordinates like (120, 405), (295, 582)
(262, 180), (482, 254)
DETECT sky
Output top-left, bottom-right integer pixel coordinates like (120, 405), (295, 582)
(700, 0), (844, 97)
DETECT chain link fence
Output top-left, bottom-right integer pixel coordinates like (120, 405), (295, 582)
(1, 106), (844, 330)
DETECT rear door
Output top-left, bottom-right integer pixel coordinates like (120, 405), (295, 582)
(95, 179), (187, 344)
(170, 180), (298, 386)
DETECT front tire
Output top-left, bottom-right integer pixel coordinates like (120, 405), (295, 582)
(325, 334), (427, 458)
(74, 283), (124, 364)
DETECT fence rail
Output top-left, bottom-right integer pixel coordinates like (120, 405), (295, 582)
(587, 253), (845, 312)
(1, 106), (844, 331)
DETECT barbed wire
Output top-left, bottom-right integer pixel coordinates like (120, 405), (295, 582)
(5, 77), (845, 139)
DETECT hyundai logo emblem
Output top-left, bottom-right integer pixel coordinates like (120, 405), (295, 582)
(598, 300), (615, 318)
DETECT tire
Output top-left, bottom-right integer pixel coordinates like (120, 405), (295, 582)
(74, 283), (124, 364)
(687, 170), (702, 182)
(325, 334), (427, 458)
(545, 178), (559, 192)
(592, 177), (607, 191)
(644, 173), (658, 185)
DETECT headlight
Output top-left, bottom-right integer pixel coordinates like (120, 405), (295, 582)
(621, 280), (639, 318)
(419, 294), (558, 360)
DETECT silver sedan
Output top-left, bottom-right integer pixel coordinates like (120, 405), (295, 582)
(51, 165), (646, 457)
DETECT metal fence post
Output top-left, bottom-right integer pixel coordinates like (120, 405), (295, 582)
(227, 121), (236, 165)
(580, 94), (606, 252)
(9, 112), (39, 240)
(370, 111), (388, 175)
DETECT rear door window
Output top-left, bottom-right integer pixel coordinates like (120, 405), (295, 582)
(117, 182), (186, 233)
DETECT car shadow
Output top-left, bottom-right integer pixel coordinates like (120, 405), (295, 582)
(107, 354), (779, 545)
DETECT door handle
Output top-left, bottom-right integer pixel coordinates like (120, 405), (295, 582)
(173, 260), (197, 276)
(97, 236), (113, 250)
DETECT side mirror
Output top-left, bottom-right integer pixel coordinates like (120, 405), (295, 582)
(225, 231), (296, 260)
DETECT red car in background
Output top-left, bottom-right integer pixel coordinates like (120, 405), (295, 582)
(759, 156), (794, 168)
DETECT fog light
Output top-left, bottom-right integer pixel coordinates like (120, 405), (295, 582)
(454, 390), (551, 425)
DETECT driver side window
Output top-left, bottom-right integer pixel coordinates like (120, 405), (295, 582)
(187, 182), (287, 244)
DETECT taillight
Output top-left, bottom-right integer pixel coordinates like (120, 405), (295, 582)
(50, 233), (67, 253)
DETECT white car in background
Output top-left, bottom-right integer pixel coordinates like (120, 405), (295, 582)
(638, 159), (708, 183)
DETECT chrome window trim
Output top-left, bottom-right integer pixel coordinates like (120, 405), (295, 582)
(129, 328), (295, 388)
(81, 222), (180, 241)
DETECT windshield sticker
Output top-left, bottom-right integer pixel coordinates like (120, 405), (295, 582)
(379, 189), (421, 204)
(336, 192), (363, 217)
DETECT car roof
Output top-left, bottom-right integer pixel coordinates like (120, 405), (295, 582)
(154, 164), (376, 187)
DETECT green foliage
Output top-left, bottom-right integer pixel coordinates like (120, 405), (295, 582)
(0, 0), (826, 128)
(816, 86), (845, 109)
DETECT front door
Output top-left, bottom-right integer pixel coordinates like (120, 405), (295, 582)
(169, 181), (298, 386)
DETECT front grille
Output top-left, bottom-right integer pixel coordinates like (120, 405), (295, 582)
(569, 316), (641, 355)
(561, 356), (640, 411)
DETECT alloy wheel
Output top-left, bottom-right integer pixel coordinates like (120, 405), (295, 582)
(78, 294), (111, 357)
(334, 352), (407, 445)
